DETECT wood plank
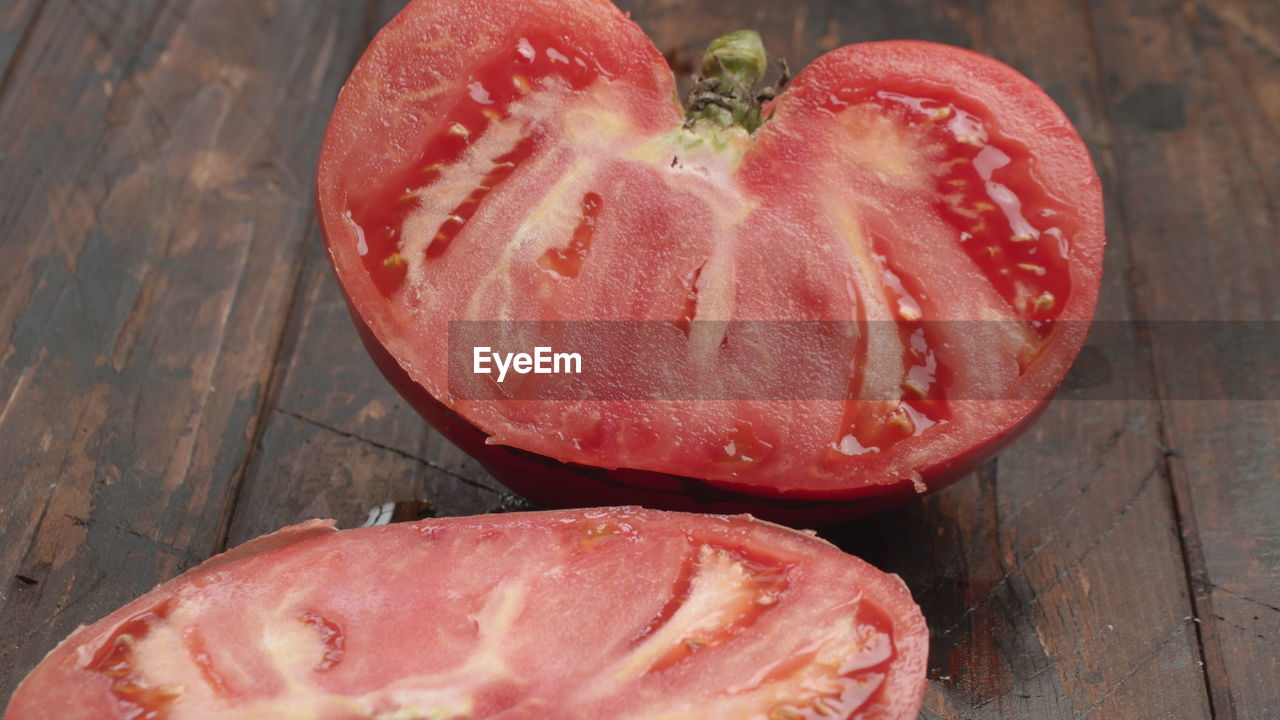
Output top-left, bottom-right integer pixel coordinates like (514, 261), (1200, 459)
(0, 0), (374, 699)
(0, 1), (173, 694)
(1085, 0), (1280, 716)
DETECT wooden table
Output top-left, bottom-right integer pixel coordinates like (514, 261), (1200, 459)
(1, 1), (1275, 717)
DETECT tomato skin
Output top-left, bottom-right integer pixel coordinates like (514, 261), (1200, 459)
(5, 509), (928, 720)
(317, 0), (1105, 518)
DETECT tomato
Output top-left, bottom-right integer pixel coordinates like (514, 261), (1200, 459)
(316, 0), (1105, 522)
(6, 509), (928, 719)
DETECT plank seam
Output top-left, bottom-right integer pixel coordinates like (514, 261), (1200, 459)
(212, 0), (398, 555)
(274, 407), (501, 495)
(1205, 582), (1280, 615)
(935, 460), (1162, 640)
(210, 221), (316, 554)
(1075, 621), (1192, 718)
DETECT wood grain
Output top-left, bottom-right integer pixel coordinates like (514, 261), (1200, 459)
(0, 0), (375, 700)
(1084, 0), (1280, 716)
(0, 1), (1274, 717)
(0, 0), (42, 90)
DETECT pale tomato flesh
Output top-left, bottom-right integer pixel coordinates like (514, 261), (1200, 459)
(6, 509), (928, 719)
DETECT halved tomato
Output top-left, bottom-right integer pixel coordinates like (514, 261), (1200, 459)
(5, 509), (928, 719)
(316, 0), (1105, 522)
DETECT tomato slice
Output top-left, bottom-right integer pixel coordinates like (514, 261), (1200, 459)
(6, 509), (928, 719)
(317, 0), (1104, 517)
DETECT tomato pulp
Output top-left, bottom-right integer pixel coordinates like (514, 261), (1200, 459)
(317, 0), (1105, 522)
(6, 509), (928, 719)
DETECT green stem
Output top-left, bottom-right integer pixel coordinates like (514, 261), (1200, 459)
(684, 30), (770, 133)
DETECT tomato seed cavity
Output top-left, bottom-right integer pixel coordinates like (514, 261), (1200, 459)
(299, 610), (346, 672)
(86, 600), (178, 720)
(537, 192), (604, 279)
(351, 33), (603, 297)
(829, 88), (1076, 338)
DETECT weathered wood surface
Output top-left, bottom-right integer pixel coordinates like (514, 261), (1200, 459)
(1087, 0), (1280, 716)
(0, 0), (384, 699)
(1, 1), (1276, 717)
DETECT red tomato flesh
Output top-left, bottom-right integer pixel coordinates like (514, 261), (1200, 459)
(5, 509), (928, 719)
(317, 0), (1105, 518)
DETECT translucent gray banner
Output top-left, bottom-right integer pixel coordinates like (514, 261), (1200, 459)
(445, 321), (1278, 401)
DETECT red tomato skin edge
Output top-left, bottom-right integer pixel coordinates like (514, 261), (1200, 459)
(346, 295), (1048, 526)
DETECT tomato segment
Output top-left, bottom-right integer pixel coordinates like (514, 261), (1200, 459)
(350, 31), (608, 299)
(317, 0), (1105, 516)
(7, 510), (928, 720)
(856, 87), (1077, 337)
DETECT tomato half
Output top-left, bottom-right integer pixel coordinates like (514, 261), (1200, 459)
(316, 0), (1105, 521)
(6, 509), (928, 719)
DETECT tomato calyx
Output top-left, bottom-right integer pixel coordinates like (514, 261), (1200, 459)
(684, 30), (788, 134)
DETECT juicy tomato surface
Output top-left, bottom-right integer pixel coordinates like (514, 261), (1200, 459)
(6, 509), (928, 719)
(317, 0), (1105, 517)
